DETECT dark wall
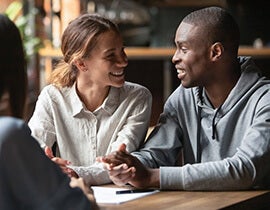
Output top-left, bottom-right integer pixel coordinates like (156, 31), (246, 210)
(226, 0), (270, 46)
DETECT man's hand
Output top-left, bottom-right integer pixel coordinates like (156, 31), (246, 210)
(45, 146), (78, 178)
(97, 144), (160, 188)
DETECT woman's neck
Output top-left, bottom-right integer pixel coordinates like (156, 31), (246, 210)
(76, 82), (110, 112)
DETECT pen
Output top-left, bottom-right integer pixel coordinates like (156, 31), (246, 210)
(116, 189), (156, 194)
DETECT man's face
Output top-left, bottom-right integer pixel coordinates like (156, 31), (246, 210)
(172, 22), (212, 88)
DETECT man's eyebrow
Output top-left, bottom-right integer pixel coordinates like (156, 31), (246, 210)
(175, 41), (187, 46)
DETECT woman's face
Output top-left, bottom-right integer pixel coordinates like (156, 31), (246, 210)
(81, 30), (128, 88)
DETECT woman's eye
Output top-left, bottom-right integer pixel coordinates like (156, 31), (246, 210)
(106, 54), (115, 60)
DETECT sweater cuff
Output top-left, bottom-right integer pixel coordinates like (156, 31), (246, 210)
(160, 167), (184, 190)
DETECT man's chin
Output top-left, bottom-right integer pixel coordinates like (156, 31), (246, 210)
(181, 81), (192, 88)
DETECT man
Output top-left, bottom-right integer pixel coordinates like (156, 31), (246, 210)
(98, 6), (270, 191)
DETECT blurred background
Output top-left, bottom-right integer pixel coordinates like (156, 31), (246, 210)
(1, 0), (270, 124)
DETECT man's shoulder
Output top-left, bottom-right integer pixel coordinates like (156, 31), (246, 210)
(164, 85), (198, 112)
(168, 85), (197, 101)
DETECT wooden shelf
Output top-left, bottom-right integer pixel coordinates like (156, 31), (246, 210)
(150, 0), (223, 7)
(39, 46), (270, 60)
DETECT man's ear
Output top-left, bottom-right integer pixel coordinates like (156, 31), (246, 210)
(210, 42), (224, 61)
(73, 59), (87, 72)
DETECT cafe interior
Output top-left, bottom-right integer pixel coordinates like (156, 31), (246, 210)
(1, 0), (270, 209)
(1, 0), (270, 124)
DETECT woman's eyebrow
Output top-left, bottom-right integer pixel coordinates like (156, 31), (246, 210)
(103, 48), (116, 54)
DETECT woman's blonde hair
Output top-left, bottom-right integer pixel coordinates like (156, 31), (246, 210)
(49, 13), (120, 88)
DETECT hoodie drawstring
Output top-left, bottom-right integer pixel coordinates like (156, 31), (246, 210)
(212, 106), (222, 140)
(196, 87), (203, 163)
(196, 106), (202, 163)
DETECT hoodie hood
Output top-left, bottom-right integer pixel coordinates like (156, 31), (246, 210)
(223, 56), (263, 113)
(195, 56), (264, 114)
(193, 56), (266, 143)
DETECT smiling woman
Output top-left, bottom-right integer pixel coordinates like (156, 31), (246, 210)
(28, 13), (152, 186)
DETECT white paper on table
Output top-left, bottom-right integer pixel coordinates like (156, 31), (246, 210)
(91, 186), (160, 204)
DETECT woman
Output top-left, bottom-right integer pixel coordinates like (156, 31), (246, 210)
(0, 14), (98, 210)
(28, 13), (152, 185)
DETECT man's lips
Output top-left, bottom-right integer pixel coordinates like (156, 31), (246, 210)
(176, 67), (186, 79)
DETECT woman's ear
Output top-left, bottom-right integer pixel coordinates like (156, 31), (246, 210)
(73, 59), (88, 72)
(210, 42), (224, 61)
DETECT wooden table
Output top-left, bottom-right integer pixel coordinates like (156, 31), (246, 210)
(97, 187), (270, 210)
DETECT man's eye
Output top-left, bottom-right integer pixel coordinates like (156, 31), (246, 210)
(181, 48), (187, 53)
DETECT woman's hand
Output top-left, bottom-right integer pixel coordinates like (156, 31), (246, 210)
(45, 146), (78, 178)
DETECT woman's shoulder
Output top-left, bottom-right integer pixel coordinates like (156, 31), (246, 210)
(122, 81), (151, 97)
(40, 84), (63, 94)
(39, 84), (72, 100)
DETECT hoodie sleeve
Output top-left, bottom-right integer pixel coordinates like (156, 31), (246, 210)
(132, 87), (184, 169)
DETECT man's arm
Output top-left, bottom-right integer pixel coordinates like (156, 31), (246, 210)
(133, 112), (183, 168)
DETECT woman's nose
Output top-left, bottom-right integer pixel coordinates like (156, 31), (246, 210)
(117, 54), (128, 67)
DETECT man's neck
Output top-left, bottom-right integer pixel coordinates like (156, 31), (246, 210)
(205, 65), (241, 108)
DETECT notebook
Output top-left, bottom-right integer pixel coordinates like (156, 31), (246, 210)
(91, 186), (159, 204)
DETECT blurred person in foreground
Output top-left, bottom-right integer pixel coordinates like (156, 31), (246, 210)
(0, 14), (98, 209)
(99, 6), (270, 191)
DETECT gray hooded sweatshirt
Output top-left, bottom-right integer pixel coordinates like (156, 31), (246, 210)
(133, 57), (270, 190)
